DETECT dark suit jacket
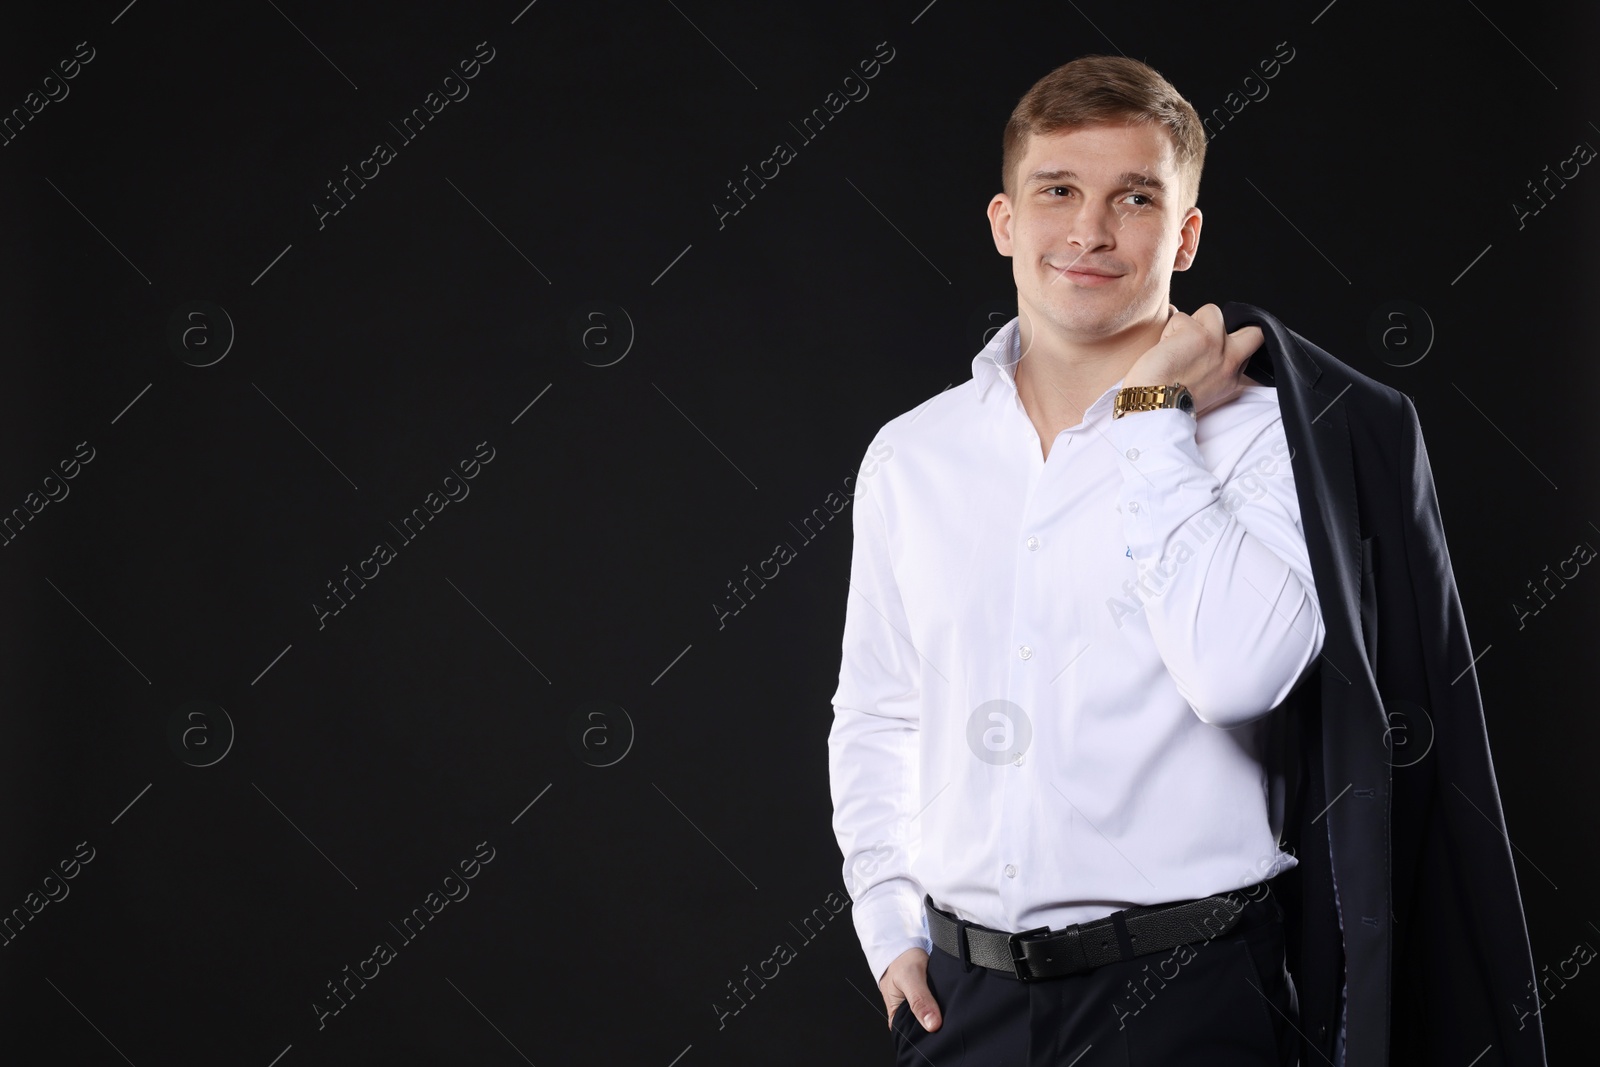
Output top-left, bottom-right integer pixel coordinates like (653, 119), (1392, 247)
(1225, 301), (1547, 1066)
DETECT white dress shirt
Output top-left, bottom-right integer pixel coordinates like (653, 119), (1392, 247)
(828, 315), (1326, 982)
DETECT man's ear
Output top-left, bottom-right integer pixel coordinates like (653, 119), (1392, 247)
(987, 193), (1015, 257)
(1172, 206), (1202, 272)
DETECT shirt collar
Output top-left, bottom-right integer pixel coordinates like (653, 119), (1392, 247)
(972, 315), (1126, 417)
(972, 316), (1022, 402)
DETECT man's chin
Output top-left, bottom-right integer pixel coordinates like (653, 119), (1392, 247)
(1042, 305), (1136, 338)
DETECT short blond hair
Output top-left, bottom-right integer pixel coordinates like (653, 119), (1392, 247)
(1001, 55), (1206, 209)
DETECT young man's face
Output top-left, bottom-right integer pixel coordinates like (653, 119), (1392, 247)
(987, 121), (1201, 348)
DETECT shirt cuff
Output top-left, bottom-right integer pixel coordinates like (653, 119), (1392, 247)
(1101, 407), (1204, 472)
(1101, 409), (1213, 555)
(853, 885), (933, 983)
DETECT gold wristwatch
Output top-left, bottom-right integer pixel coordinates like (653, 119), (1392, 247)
(1113, 383), (1195, 419)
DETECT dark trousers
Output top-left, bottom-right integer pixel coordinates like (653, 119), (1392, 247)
(890, 880), (1300, 1066)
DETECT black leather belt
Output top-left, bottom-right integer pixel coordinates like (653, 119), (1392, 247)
(924, 881), (1276, 982)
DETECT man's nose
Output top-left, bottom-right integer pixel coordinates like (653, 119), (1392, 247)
(1064, 199), (1119, 250)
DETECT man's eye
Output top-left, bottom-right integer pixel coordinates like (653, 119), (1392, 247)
(1046, 186), (1071, 197)
(1126, 193), (1153, 207)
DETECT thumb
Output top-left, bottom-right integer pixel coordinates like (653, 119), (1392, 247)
(900, 974), (943, 1033)
(1161, 303), (1187, 340)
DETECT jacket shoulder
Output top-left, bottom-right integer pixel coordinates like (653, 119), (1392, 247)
(1289, 327), (1411, 429)
(1227, 301), (1410, 428)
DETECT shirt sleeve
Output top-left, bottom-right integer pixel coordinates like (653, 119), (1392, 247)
(1098, 402), (1324, 727)
(827, 438), (931, 982)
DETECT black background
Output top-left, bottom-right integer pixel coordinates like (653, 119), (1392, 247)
(2, 1), (1597, 1064)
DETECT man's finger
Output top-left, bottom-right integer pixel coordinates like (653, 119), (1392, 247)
(898, 980), (941, 1032)
(1161, 304), (1190, 342)
(1225, 324), (1265, 366)
(1185, 302), (1220, 337)
(881, 977), (942, 1032)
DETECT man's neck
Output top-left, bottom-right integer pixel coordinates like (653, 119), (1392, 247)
(1013, 307), (1168, 436)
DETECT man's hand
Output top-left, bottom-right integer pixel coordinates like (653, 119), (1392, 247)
(879, 947), (942, 1033)
(1122, 303), (1265, 417)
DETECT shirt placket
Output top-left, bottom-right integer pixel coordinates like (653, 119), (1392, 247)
(998, 393), (1054, 923)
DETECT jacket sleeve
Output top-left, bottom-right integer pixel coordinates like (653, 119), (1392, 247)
(1394, 394), (1547, 1065)
(827, 440), (930, 983)
(1101, 403), (1325, 727)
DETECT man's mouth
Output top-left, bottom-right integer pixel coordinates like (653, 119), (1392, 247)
(1052, 264), (1121, 284)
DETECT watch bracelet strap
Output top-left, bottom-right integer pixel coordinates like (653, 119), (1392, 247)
(1113, 383), (1184, 418)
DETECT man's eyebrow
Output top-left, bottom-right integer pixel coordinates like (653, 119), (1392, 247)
(1027, 169), (1167, 191)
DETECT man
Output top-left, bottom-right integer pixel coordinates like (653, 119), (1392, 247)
(827, 55), (1546, 1066)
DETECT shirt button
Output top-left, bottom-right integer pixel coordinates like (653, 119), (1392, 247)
(1004, 864), (1017, 878)
(1026, 536), (1040, 551)
(1018, 645), (1033, 660)
(1013, 752), (1025, 766)
(1128, 501), (1140, 513)
(1126, 447), (1139, 460)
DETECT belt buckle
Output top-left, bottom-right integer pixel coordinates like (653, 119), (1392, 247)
(1006, 924), (1054, 982)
